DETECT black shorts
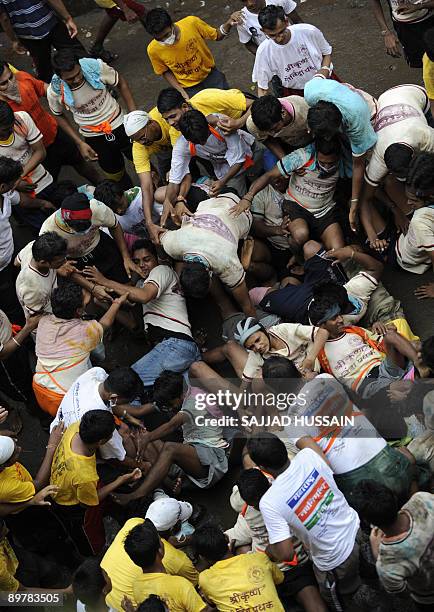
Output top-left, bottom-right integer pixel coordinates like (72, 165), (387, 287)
(393, 14), (434, 68)
(267, 241), (292, 279)
(45, 127), (82, 180)
(84, 124), (132, 177)
(286, 200), (341, 238)
(74, 231), (129, 284)
(277, 560), (317, 599)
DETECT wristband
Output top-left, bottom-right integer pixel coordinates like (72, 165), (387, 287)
(176, 195), (187, 203)
(219, 24), (229, 36)
(242, 195), (253, 202)
(321, 65), (332, 74)
(350, 198), (358, 203)
(12, 337), (21, 347)
(350, 249), (355, 261)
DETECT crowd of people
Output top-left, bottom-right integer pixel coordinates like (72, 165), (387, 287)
(0, 0), (434, 611)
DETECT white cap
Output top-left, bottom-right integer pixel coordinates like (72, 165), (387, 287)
(123, 110), (150, 137)
(0, 436), (15, 465)
(145, 497), (193, 531)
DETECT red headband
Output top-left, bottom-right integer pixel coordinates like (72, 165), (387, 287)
(61, 208), (92, 221)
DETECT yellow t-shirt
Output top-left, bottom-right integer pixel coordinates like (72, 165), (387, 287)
(147, 16), (218, 87)
(101, 517), (199, 609)
(133, 574), (205, 612)
(0, 537), (19, 592)
(199, 552), (285, 612)
(50, 422), (99, 506)
(423, 53), (434, 99)
(94, 0), (116, 8)
(190, 88), (247, 119)
(132, 106), (179, 174)
(0, 463), (35, 504)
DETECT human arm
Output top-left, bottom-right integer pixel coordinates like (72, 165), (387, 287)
(83, 265), (159, 304)
(263, 137), (287, 160)
(55, 114), (98, 161)
(32, 423), (65, 491)
(0, 485), (59, 517)
(46, 0), (77, 38)
(230, 166), (282, 216)
(349, 153), (367, 232)
(370, 0), (401, 57)
(414, 281), (434, 300)
(216, 98), (254, 133)
(245, 40), (258, 55)
(295, 436), (333, 468)
(21, 139), (46, 178)
(137, 413), (187, 453)
(0, 315), (42, 361)
(252, 217), (290, 239)
(359, 182), (389, 252)
(325, 245), (384, 280)
(0, 9), (27, 54)
(116, 73), (136, 113)
(114, 0), (139, 22)
(98, 293), (130, 330)
(109, 223), (144, 279)
(302, 328), (329, 372)
(209, 161), (244, 197)
(231, 280), (256, 317)
(97, 468), (142, 502)
(162, 70), (189, 101)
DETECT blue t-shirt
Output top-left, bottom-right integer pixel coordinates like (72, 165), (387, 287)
(304, 78), (377, 156)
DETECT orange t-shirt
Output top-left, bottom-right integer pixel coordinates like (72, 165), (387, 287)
(2, 71), (57, 146)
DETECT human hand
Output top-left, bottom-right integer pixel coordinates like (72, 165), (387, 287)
(30, 485), (59, 506)
(172, 201), (193, 226)
(393, 209), (410, 235)
(209, 180), (224, 197)
(120, 467), (142, 484)
(83, 265), (108, 286)
(64, 17), (78, 38)
(160, 200), (175, 227)
(371, 321), (396, 336)
(147, 222), (167, 245)
(78, 141), (98, 161)
(230, 10), (243, 25)
(325, 245), (354, 262)
(112, 292), (130, 307)
(230, 197), (252, 217)
(349, 200), (358, 233)
(56, 260), (77, 277)
(0, 406), (8, 425)
(123, 7), (138, 22)
(369, 237), (388, 253)
(93, 285), (114, 303)
(12, 41), (27, 55)
(24, 313), (44, 331)
(124, 257), (144, 279)
(47, 422), (65, 449)
(217, 115), (240, 134)
(414, 283), (434, 300)
(383, 31), (401, 58)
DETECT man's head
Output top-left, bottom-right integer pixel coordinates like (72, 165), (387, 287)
(178, 109), (210, 145)
(246, 432), (289, 475)
(123, 111), (162, 146)
(406, 152), (434, 210)
(144, 8), (176, 44)
(237, 468), (270, 510)
(0, 156), (22, 194)
(0, 436), (20, 472)
(94, 180), (126, 215)
(262, 356), (301, 394)
(152, 370), (185, 410)
(79, 410), (116, 448)
(307, 101), (343, 141)
(145, 496), (193, 538)
(351, 480), (399, 529)
(50, 180), (78, 208)
(0, 100), (15, 140)
(258, 5), (290, 45)
(72, 558), (112, 609)
(0, 62), (19, 101)
(192, 523), (229, 565)
(131, 239), (158, 279)
(423, 27), (434, 61)
(308, 295), (345, 337)
(234, 317), (270, 354)
(157, 88), (189, 130)
(137, 596), (168, 612)
(32, 232), (67, 269)
(312, 280), (353, 316)
(241, 0), (266, 14)
(179, 262), (212, 299)
(52, 50), (83, 89)
(251, 95), (292, 133)
(51, 281), (90, 320)
(316, 137), (341, 177)
(61, 193), (93, 234)
(124, 520), (163, 569)
(420, 335), (434, 376)
(384, 143), (414, 181)
(103, 367), (144, 406)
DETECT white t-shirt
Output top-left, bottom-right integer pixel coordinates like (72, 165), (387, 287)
(242, 323), (319, 380)
(50, 367), (126, 461)
(47, 61), (123, 137)
(0, 190), (19, 271)
(343, 271), (379, 324)
(259, 448), (360, 571)
(117, 186), (162, 236)
(138, 265), (192, 337)
(286, 374), (387, 474)
(0, 112), (52, 194)
(0, 309), (12, 351)
(161, 194), (252, 289)
(388, 0), (432, 23)
(252, 24), (332, 91)
(40, 199), (118, 258)
(365, 85), (434, 186)
(169, 119), (255, 184)
(237, 0), (297, 46)
(396, 206), (434, 274)
(251, 184), (292, 250)
(15, 241), (57, 318)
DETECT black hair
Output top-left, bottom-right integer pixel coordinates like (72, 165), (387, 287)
(179, 262), (210, 299)
(0, 61), (9, 74)
(247, 432), (288, 470)
(316, 136), (342, 157)
(406, 152), (434, 196)
(131, 238), (158, 259)
(137, 596), (167, 612)
(124, 520), (160, 568)
(65, 219), (92, 233)
(153, 370), (184, 406)
(178, 109), (209, 144)
(237, 468), (270, 506)
(351, 480), (399, 528)
(94, 180), (124, 211)
(307, 101), (342, 139)
(421, 335), (434, 374)
(72, 558), (106, 607)
(32, 232), (67, 263)
(144, 8), (172, 36)
(52, 49), (79, 75)
(384, 143), (413, 178)
(79, 410), (115, 445)
(104, 367), (143, 400)
(312, 280), (348, 310)
(258, 4), (286, 29)
(308, 294), (340, 326)
(262, 356), (301, 392)
(423, 27), (434, 61)
(250, 95), (283, 131)
(0, 156), (23, 184)
(49, 181), (78, 208)
(51, 281), (83, 320)
(0, 100), (15, 126)
(157, 88), (185, 114)
(192, 523), (228, 563)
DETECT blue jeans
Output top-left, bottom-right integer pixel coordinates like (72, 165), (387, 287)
(132, 337), (201, 388)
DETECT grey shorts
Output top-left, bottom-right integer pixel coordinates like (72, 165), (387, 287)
(359, 357), (412, 399)
(186, 443), (228, 489)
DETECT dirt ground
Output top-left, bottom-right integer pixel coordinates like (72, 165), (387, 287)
(0, 3), (432, 605)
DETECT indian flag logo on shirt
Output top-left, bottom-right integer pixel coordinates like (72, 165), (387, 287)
(286, 469), (334, 531)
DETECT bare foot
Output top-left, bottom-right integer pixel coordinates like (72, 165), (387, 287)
(241, 236), (255, 271)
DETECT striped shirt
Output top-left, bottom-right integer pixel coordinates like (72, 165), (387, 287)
(0, 0), (57, 39)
